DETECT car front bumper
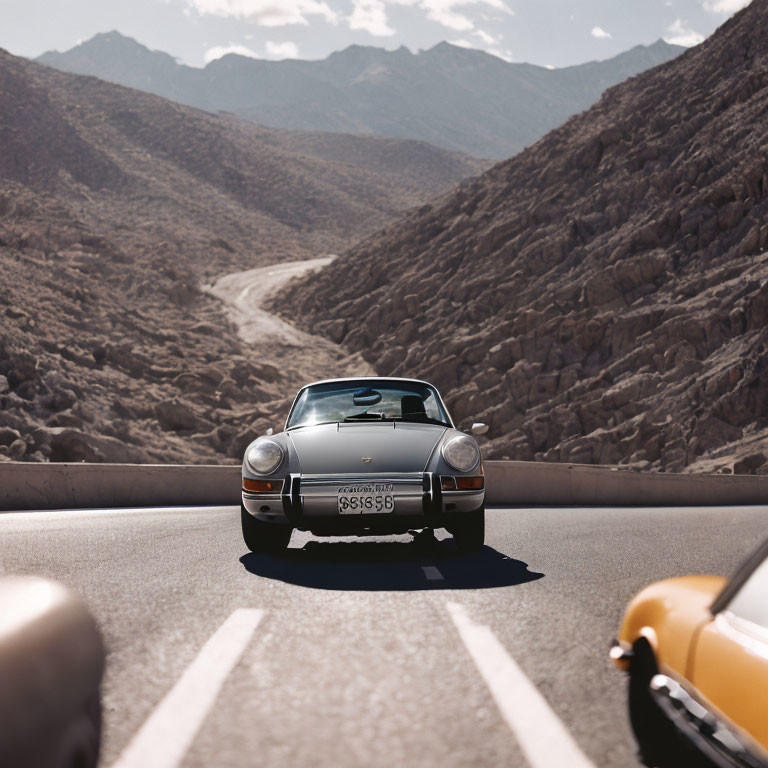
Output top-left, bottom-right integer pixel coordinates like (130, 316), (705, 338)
(242, 472), (484, 533)
(649, 674), (768, 768)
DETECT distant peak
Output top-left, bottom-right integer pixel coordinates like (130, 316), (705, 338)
(423, 41), (489, 56)
(648, 37), (684, 52)
(427, 41), (461, 54)
(329, 43), (413, 60)
(332, 44), (378, 56)
(94, 30), (129, 40)
(84, 30), (142, 46)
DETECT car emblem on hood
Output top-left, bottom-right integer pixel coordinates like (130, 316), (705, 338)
(361, 457), (373, 463)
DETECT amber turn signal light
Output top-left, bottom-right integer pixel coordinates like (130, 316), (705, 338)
(243, 478), (283, 494)
(441, 476), (484, 491)
(456, 476), (484, 490)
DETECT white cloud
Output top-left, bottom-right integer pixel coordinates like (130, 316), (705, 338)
(473, 28), (496, 45)
(664, 18), (704, 46)
(591, 25), (612, 39)
(266, 40), (300, 57)
(350, 0), (395, 36)
(186, 0), (337, 26)
(422, 0), (511, 32)
(203, 42), (260, 63)
(487, 46), (513, 61)
(702, 0), (751, 12)
(388, 0), (512, 33)
(449, 39), (512, 61)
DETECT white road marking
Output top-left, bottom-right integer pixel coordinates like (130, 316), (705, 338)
(111, 608), (264, 768)
(446, 601), (597, 768)
(422, 566), (444, 581)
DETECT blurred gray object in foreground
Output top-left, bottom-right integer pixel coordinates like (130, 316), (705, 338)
(0, 577), (104, 768)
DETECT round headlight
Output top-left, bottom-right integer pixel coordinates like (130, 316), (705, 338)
(442, 435), (480, 472)
(245, 439), (283, 475)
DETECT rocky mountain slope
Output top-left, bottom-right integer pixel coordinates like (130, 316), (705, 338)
(277, 0), (768, 474)
(0, 49), (481, 464)
(38, 34), (683, 159)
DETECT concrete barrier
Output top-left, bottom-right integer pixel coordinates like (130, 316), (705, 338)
(484, 461), (768, 507)
(0, 462), (241, 511)
(1, 460), (767, 511)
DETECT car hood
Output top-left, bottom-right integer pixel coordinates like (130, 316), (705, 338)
(288, 422), (447, 475)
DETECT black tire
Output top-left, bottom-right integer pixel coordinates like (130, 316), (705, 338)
(450, 506), (485, 553)
(628, 641), (687, 768)
(241, 505), (292, 553)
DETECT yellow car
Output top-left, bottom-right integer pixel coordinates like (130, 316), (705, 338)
(611, 539), (768, 768)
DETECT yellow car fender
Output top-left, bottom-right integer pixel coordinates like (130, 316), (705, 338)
(615, 576), (726, 676)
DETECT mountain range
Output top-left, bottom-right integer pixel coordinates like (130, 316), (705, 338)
(38, 33), (684, 159)
(0, 46), (481, 464)
(277, 0), (768, 475)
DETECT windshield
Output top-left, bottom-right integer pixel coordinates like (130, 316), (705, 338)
(287, 380), (451, 429)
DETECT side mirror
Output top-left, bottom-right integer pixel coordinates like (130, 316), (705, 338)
(470, 422), (489, 436)
(265, 427), (274, 436)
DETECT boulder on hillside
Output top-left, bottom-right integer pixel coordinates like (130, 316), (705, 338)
(154, 399), (213, 433)
(43, 428), (151, 463)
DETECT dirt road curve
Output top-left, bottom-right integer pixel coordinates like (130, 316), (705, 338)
(206, 258), (334, 346)
(204, 257), (374, 383)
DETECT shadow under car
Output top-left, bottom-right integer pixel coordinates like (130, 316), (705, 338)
(239, 537), (544, 591)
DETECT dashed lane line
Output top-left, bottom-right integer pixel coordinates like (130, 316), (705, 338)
(422, 566), (445, 581)
(111, 608), (264, 768)
(446, 601), (597, 768)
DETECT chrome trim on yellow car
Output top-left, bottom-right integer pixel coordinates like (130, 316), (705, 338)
(650, 674), (767, 768)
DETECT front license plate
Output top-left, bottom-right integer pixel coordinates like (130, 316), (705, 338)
(338, 483), (395, 514)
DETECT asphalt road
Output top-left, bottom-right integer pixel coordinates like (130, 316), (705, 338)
(1, 504), (766, 768)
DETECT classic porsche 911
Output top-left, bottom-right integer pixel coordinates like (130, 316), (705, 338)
(240, 377), (487, 553)
(611, 538), (768, 768)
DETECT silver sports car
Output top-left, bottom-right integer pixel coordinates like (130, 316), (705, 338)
(241, 377), (487, 553)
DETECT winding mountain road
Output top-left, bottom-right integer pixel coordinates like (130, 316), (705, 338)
(204, 257), (374, 383)
(2, 504), (766, 768)
(205, 258), (335, 347)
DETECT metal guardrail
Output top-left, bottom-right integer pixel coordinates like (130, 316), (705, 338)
(1, 460), (767, 511)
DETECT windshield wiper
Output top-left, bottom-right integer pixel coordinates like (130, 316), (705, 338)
(286, 420), (338, 430)
(343, 412), (391, 422)
(400, 416), (449, 427)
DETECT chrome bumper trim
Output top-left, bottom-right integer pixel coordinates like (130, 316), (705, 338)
(299, 473), (424, 486)
(650, 674), (767, 768)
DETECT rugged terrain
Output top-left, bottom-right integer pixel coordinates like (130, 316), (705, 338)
(0, 48), (481, 463)
(278, 0), (768, 474)
(38, 34), (683, 159)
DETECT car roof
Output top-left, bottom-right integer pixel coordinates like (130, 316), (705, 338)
(302, 376), (435, 389)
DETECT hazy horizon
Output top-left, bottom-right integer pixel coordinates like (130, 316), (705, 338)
(2, 0), (751, 69)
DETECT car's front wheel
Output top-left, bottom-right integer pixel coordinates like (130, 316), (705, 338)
(241, 505), (292, 553)
(450, 506), (485, 552)
(628, 639), (691, 768)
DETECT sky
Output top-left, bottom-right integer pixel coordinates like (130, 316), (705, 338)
(0, 0), (753, 68)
